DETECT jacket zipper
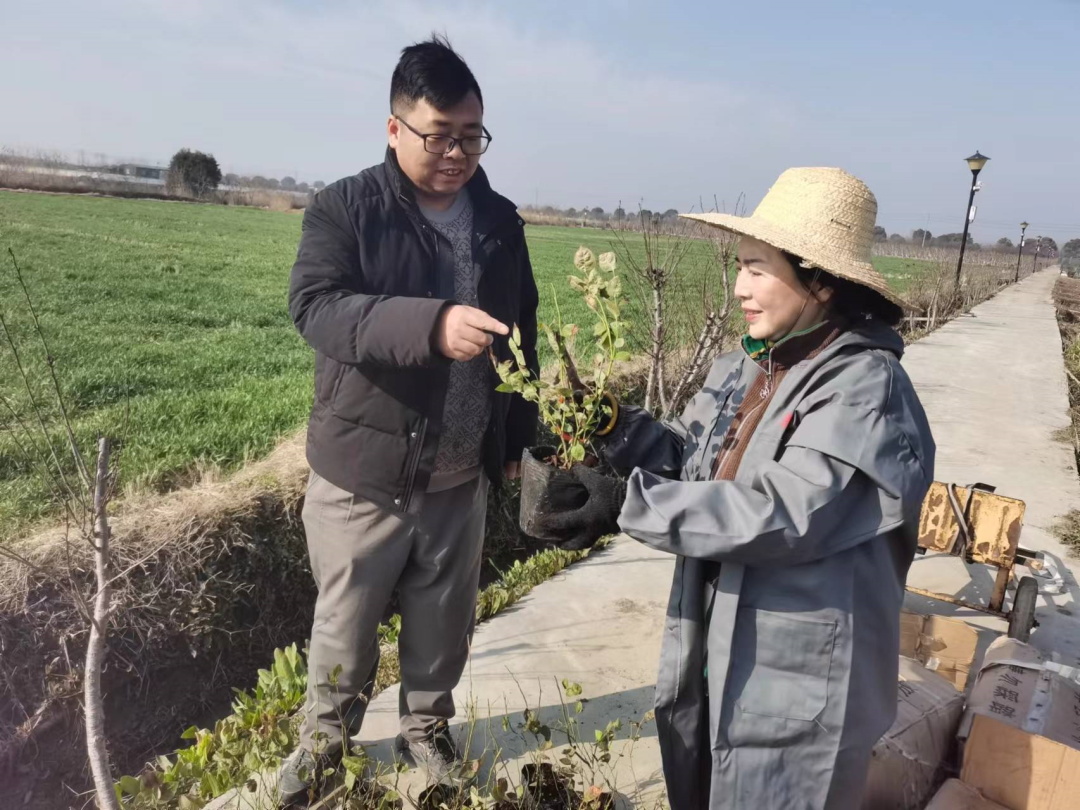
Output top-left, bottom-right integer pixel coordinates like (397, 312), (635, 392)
(391, 190), (515, 510)
(402, 417), (428, 512)
(708, 356), (774, 479)
(475, 217), (518, 308)
(399, 192), (440, 294)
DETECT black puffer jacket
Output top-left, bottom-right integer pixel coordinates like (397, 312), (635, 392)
(288, 149), (539, 514)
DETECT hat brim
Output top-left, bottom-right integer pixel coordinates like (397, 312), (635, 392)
(681, 212), (915, 313)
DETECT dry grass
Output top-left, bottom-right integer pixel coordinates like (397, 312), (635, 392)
(1053, 275), (1080, 491)
(1052, 510), (1080, 558)
(0, 420), (545, 803)
(897, 252), (1018, 338)
(0, 165), (307, 211)
(0, 167), (187, 203)
(220, 188), (308, 211)
(0, 430), (314, 790)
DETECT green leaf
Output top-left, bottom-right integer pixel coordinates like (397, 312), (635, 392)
(341, 755), (366, 775)
(495, 382), (516, 393)
(157, 755), (173, 771)
(181, 725), (199, 740)
(512, 323), (522, 347)
(574, 246), (596, 271)
(614, 351), (632, 362)
(562, 679), (583, 697)
(570, 443), (586, 462)
(119, 775), (143, 796)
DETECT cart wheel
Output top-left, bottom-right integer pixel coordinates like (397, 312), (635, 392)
(1008, 576), (1039, 642)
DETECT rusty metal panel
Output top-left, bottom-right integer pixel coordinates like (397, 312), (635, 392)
(917, 482), (1025, 565)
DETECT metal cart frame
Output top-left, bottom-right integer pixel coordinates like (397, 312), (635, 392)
(909, 482), (1044, 641)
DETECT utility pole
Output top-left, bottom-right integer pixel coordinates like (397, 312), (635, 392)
(1032, 238), (1042, 274)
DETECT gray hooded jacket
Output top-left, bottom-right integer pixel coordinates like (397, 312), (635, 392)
(605, 320), (935, 810)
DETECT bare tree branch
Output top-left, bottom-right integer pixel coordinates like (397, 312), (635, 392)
(0, 305), (85, 511)
(8, 248), (92, 490)
(84, 438), (121, 810)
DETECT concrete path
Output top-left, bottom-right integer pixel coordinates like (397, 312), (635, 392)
(205, 267), (1080, 809)
(901, 267), (1080, 663)
(355, 538), (674, 808)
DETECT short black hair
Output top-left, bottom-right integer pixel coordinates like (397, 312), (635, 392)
(390, 34), (483, 114)
(784, 251), (904, 327)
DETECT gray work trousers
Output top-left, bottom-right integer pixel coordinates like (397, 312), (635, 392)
(298, 470), (488, 754)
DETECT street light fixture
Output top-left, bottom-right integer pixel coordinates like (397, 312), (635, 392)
(965, 152), (991, 174)
(1015, 221), (1029, 283)
(955, 151), (990, 288)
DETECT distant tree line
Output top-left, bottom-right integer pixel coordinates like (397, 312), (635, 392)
(868, 224), (1061, 256)
(222, 173), (326, 193)
(521, 204), (683, 224)
(167, 148), (326, 198)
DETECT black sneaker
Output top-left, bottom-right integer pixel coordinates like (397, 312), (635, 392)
(276, 746), (339, 807)
(395, 721), (464, 783)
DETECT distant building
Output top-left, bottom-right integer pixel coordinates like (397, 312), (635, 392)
(118, 164), (168, 181)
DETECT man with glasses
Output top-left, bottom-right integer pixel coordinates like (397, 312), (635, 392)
(281, 35), (538, 802)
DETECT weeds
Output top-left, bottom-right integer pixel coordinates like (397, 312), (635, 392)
(116, 537), (613, 808)
(1051, 510), (1080, 558)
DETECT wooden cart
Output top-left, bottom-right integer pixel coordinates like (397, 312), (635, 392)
(910, 482), (1044, 641)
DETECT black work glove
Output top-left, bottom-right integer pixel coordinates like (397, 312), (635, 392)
(530, 465), (627, 551)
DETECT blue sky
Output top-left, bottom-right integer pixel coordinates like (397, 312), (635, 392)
(3, 0), (1079, 245)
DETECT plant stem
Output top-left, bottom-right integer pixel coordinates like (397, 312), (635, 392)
(85, 438), (121, 810)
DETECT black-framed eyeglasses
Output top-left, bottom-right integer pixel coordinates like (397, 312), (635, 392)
(396, 116), (492, 156)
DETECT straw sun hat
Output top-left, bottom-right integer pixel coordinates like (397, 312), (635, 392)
(681, 167), (910, 311)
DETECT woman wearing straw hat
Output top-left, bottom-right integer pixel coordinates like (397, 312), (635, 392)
(531, 168), (936, 808)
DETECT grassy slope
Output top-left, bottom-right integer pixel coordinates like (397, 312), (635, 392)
(0, 192), (927, 535)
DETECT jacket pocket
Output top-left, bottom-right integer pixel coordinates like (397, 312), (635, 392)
(730, 608), (836, 722)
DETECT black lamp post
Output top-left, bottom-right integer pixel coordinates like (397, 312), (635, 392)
(1032, 237), (1042, 274)
(1015, 221), (1029, 283)
(955, 151), (990, 288)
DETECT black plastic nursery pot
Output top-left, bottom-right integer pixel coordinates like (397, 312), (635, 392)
(521, 762), (581, 810)
(518, 446), (588, 539)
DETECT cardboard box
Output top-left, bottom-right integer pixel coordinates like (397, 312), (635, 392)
(956, 714), (1080, 810)
(899, 610), (981, 691)
(960, 637), (1080, 748)
(924, 779), (1011, 810)
(861, 613), (980, 810)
